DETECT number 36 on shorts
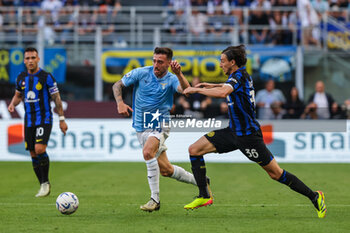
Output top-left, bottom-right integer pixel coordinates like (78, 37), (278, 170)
(245, 149), (259, 158)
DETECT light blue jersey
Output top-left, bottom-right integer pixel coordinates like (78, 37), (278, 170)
(122, 66), (180, 132)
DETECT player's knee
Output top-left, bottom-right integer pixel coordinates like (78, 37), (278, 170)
(143, 148), (155, 160)
(268, 171), (281, 181)
(188, 144), (201, 156)
(34, 146), (46, 155)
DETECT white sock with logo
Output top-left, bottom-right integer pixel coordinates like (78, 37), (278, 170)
(146, 158), (160, 203)
(171, 165), (196, 185)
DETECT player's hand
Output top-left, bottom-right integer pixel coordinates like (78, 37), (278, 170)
(195, 82), (211, 88)
(8, 104), (15, 113)
(170, 60), (181, 75)
(183, 87), (197, 96)
(60, 121), (68, 136)
(118, 102), (133, 117)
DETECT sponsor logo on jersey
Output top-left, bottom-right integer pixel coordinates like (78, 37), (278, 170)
(25, 91), (40, 103)
(36, 82), (42, 91)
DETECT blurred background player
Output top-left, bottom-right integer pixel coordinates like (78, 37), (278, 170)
(112, 47), (197, 212)
(183, 45), (326, 218)
(8, 47), (68, 197)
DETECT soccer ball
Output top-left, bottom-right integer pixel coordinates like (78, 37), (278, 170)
(56, 192), (79, 215)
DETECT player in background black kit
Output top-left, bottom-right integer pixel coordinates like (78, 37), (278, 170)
(183, 45), (326, 218)
(8, 47), (68, 197)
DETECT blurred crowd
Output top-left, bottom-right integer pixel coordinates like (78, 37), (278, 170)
(162, 0), (350, 46)
(1, 0), (350, 46)
(170, 77), (350, 119)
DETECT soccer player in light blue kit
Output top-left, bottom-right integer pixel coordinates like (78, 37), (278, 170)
(112, 47), (197, 212)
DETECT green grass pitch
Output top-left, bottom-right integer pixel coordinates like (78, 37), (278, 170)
(0, 162), (349, 233)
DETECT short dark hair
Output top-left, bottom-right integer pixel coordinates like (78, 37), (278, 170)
(154, 47), (173, 60)
(222, 45), (247, 67)
(24, 47), (38, 55)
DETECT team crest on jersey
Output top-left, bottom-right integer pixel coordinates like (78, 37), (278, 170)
(124, 71), (132, 78)
(36, 82), (42, 90)
(207, 131), (215, 137)
(160, 83), (167, 89)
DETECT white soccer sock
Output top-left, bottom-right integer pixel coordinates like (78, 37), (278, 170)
(170, 165), (196, 185)
(146, 158), (160, 203)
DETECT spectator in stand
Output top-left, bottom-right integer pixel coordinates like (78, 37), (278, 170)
(271, 102), (286, 119)
(306, 80), (334, 119)
(41, 0), (63, 23)
(251, 0), (271, 10)
(189, 8), (208, 43)
(168, 0), (192, 12)
(342, 99), (350, 119)
(192, 0), (207, 7)
(249, 7), (270, 44)
(0, 0), (14, 6)
(207, 0), (230, 15)
(331, 102), (346, 119)
(77, 6), (96, 37)
(297, 0), (320, 47)
(163, 9), (187, 44)
(300, 102), (318, 119)
(22, 0), (41, 7)
(37, 9), (57, 45)
(216, 101), (229, 119)
(22, 8), (37, 42)
(58, 6), (76, 44)
(177, 76), (215, 118)
(230, 0), (250, 43)
(269, 10), (293, 45)
(328, 5), (346, 22)
(207, 5), (232, 43)
(3, 8), (18, 42)
(311, 0), (329, 20)
(255, 79), (286, 119)
(283, 86), (304, 119)
(94, 4), (116, 44)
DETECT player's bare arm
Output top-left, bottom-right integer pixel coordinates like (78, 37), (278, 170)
(170, 60), (190, 93)
(51, 92), (68, 135)
(184, 85), (233, 98)
(194, 83), (223, 89)
(8, 91), (23, 112)
(112, 80), (133, 117)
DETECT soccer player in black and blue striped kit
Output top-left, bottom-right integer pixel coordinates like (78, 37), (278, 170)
(183, 45), (326, 218)
(8, 47), (68, 197)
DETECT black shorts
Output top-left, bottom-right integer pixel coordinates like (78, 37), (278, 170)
(204, 127), (274, 166)
(24, 124), (52, 151)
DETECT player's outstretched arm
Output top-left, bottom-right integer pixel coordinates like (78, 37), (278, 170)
(170, 60), (190, 93)
(112, 80), (133, 117)
(194, 83), (224, 89)
(8, 91), (23, 112)
(184, 85), (233, 98)
(51, 93), (68, 135)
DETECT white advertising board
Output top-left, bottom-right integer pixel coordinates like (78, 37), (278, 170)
(1, 119), (350, 163)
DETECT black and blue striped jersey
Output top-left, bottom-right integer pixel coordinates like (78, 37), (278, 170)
(15, 69), (59, 127)
(224, 66), (260, 136)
